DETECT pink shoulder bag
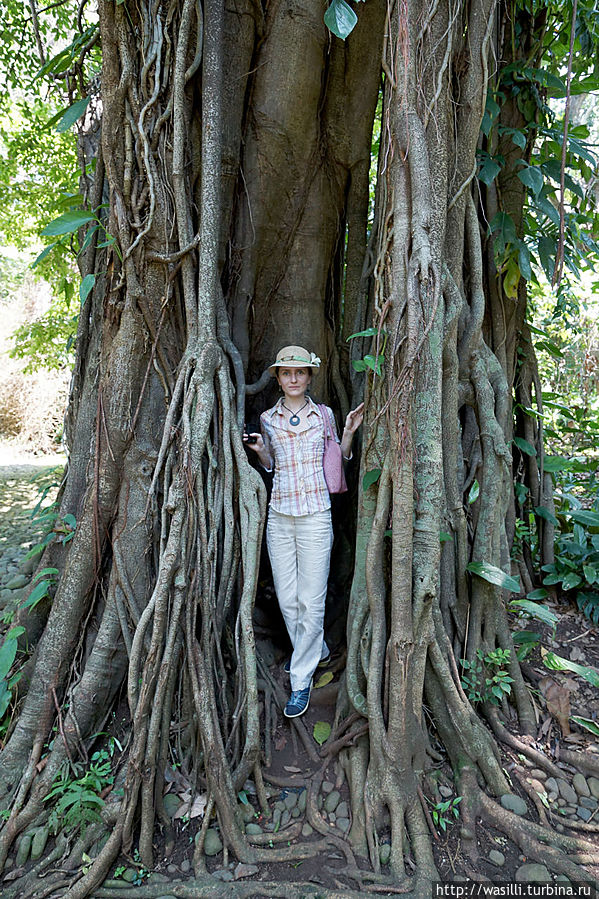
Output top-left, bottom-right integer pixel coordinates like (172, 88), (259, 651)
(319, 404), (348, 494)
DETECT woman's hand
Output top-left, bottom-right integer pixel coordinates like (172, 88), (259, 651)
(344, 402), (364, 435)
(243, 431), (265, 453)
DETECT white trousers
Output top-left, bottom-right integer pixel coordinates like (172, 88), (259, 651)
(266, 507), (333, 690)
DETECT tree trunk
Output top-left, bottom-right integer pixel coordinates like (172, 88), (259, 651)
(0, 0), (593, 895)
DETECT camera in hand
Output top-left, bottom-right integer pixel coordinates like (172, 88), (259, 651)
(245, 434), (258, 444)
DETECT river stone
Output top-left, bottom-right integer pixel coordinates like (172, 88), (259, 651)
(588, 777), (599, 800)
(557, 778), (578, 804)
(271, 807), (282, 830)
(273, 800), (286, 812)
(301, 823), (313, 836)
(30, 827), (49, 861)
(234, 863), (259, 880)
(291, 807), (301, 818)
(379, 843), (391, 865)
(580, 796), (598, 809)
(488, 850), (505, 867)
(577, 806), (592, 821)
(557, 798), (565, 807)
(162, 793), (181, 819)
(180, 859), (190, 873)
(438, 784), (453, 799)
(573, 773), (590, 797)
(203, 828), (223, 856)
(516, 863), (551, 882)
(245, 822), (263, 835)
(336, 817), (350, 833)
(297, 789), (307, 812)
(563, 806), (577, 816)
(213, 869), (234, 882)
(545, 777), (559, 796)
(500, 793), (528, 816)
(324, 790), (341, 813)
(284, 791), (298, 810)
(238, 802), (255, 823)
(336, 801), (348, 819)
(322, 781), (334, 793)
(530, 769), (547, 780)
(280, 809), (291, 828)
(5, 573), (27, 590)
(122, 868), (138, 882)
(167, 864), (178, 874)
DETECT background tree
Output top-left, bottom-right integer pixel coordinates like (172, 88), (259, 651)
(0, 0), (598, 896)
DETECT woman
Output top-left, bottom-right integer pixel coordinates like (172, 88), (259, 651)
(244, 346), (364, 718)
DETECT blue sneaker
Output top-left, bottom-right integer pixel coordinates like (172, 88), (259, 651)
(284, 685), (311, 718)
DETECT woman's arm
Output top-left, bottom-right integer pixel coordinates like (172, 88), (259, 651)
(340, 402), (365, 459)
(243, 417), (274, 471)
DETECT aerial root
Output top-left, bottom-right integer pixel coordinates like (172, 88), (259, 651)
(89, 881), (397, 899)
(487, 709), (563, 779)
(479, 792), (596, 883)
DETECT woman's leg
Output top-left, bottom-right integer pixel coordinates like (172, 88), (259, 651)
(266, 509), (300, 647)
(291, 509), (333, 691)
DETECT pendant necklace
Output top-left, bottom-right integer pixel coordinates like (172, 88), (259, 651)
(282, 400), (308, 426)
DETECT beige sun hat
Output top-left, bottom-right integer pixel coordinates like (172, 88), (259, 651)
(268, 345), (322, 375)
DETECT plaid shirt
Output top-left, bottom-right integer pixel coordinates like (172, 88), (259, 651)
(260, 397), (340, 516)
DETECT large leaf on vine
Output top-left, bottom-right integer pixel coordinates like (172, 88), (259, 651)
(467, 562), (520, 593)
(324, 0), (358, 39)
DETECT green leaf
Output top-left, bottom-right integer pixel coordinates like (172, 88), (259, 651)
(21, 580), (51, 611)
(41, 211), (97, 237)
(32, 243), (60, 267)
(526, 588), (549, 600)
(237, 790), (249, 805)
(510, 599), (558, 628)
(63, 513), (77, 529)
(478, 153), (502, 186)
(543, 456), (574, 473)
(513, 436), (536, 456)
(312, 721), (331, 746)
(542, 651), (599, 688)
(32, 568), (59, 584)
(55, 97), (91, 133)
(346, 327), (379, 340)
(0, 683), (12, 719)
(440, 531), (452, 543)
(567, 511), (599, 528)
(517, 165), (544, 196)
(363, 469), (381, 491)
(323, 0), (358, 40)
(512, 630), (541, 645)
(352, 359), (368, 372)
(561, 572), (582, 592)
(583, 565), (597, 585)
(467, 480), (479, 504)
(535, 506), (559, 527)
(363, 354), (383, 376)
(80, 274), (96, 305)
(467, 562), (520, 593)
(571, 716), (599, 737)
(0, 638), (18, 681)
(315, 671), (334, 688)
(488, 211), (517, 245)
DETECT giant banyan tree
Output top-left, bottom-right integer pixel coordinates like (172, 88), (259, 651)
(0, 0), (596, 895)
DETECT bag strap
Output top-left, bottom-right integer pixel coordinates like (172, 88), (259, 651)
(318, 404), (334, 442)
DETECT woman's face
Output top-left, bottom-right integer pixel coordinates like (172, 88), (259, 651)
(277, 367), (311, 398)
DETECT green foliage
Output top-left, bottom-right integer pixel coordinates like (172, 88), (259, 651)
(542, 649), (599, 687)
(45, 749), (114, 836)
(0, 626), (26, 739)
(347, 327), (388, 377)
(430, 796), (462, 832)
(460, 648), (514, 705)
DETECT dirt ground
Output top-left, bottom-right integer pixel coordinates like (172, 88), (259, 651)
(1, 450), (598, 896)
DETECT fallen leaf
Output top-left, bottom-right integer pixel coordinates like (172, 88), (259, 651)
(275, 734), (287, 751)
(283, 765), (301, 773)
(539, 677), (571, 735)
(315, 671), (334, 689)
(189, 794), (207, 818)
(313, 721), (331, 746)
